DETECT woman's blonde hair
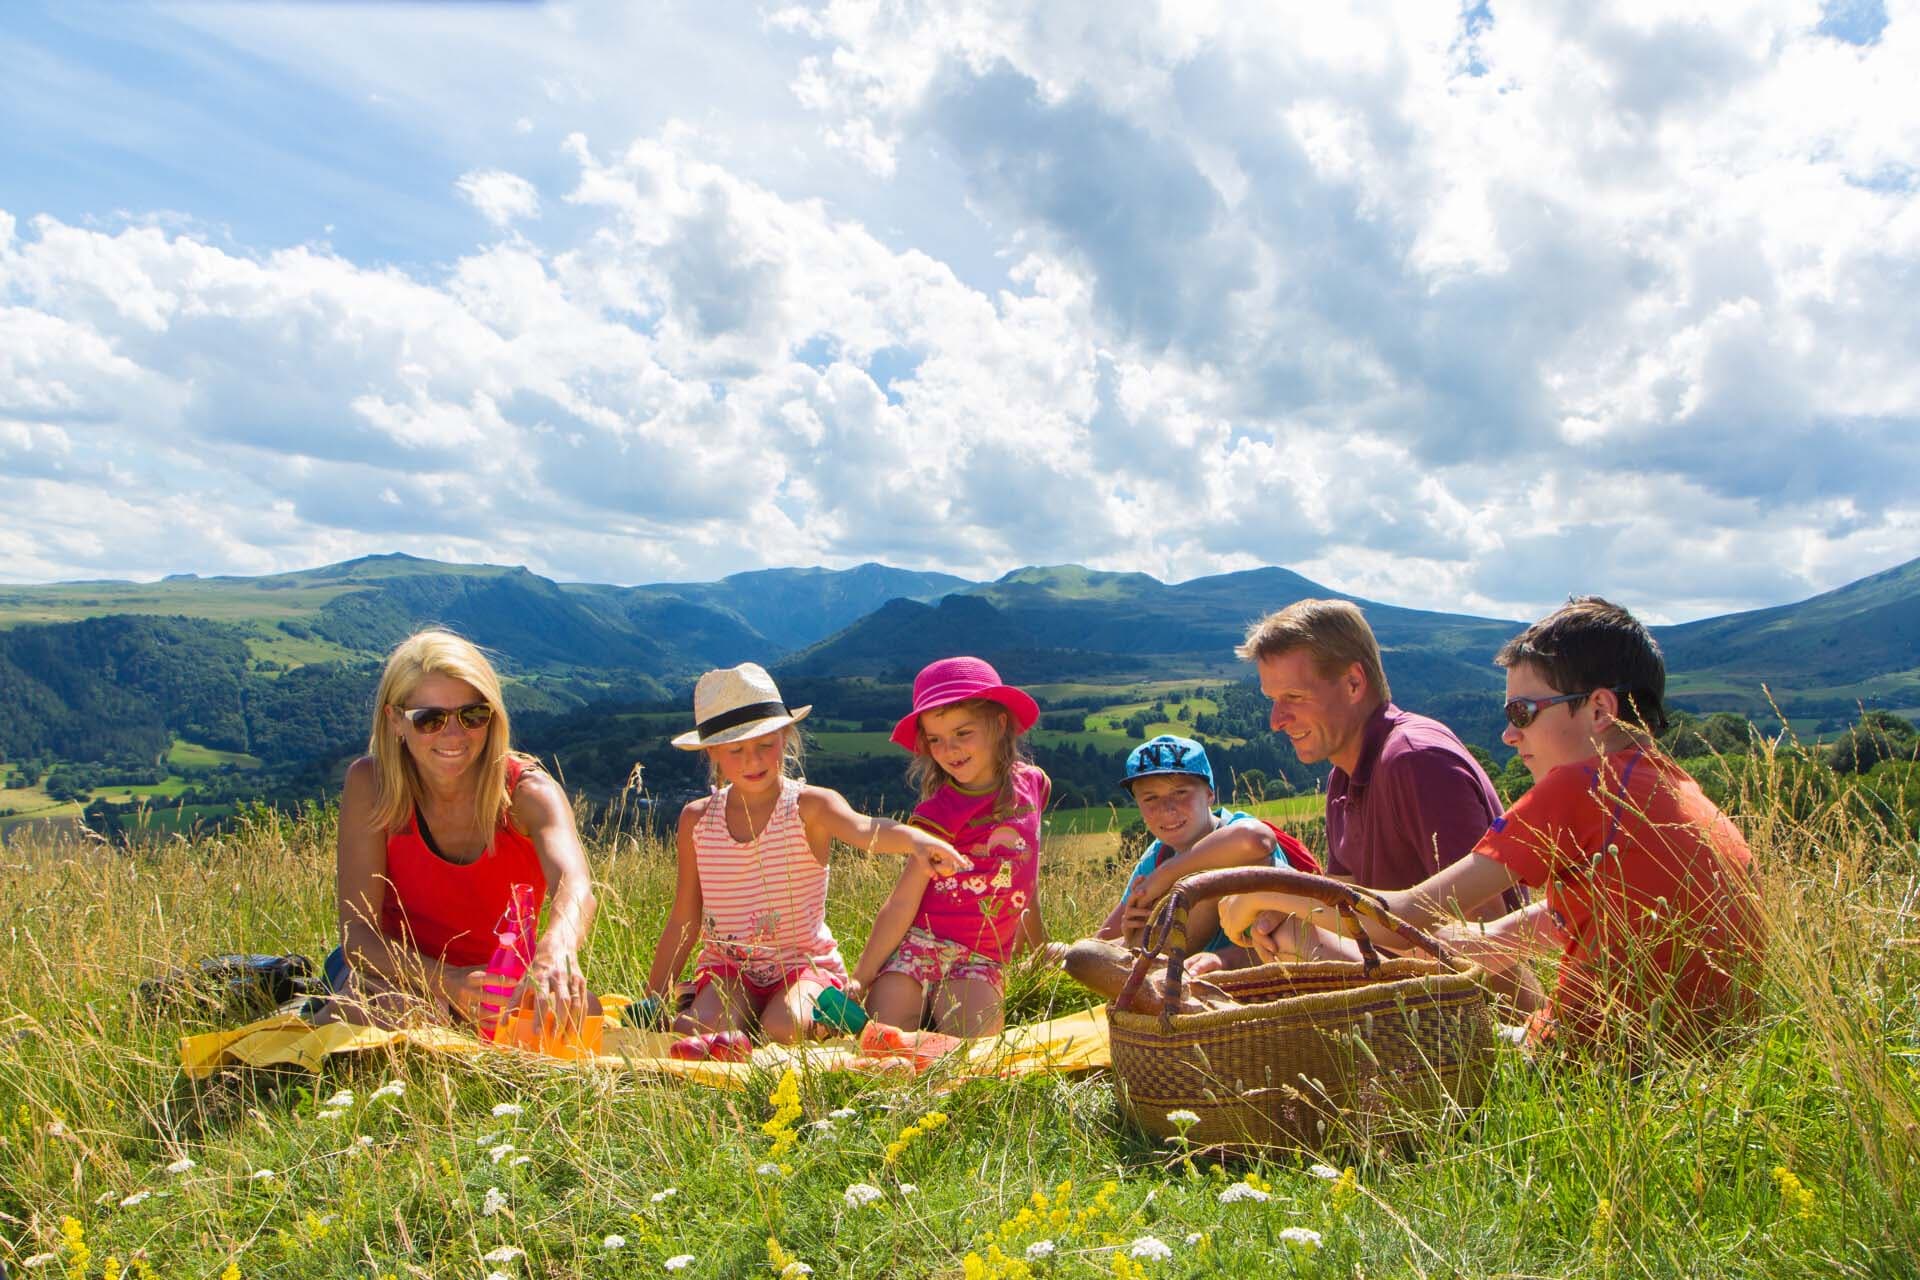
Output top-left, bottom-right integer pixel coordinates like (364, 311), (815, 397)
(367, 629), (529, 837)
(704, 725), (807, 787)
(906, 698), (1031, 817)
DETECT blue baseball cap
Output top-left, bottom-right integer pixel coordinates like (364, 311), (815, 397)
(1120, 734), (1215, 794)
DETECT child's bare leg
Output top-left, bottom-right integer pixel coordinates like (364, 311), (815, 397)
(676, 977), (753, 1034)
(929, 977), (1004, 1039)
(866, 972), (927, 1029)
(760, 978), (832, 1045)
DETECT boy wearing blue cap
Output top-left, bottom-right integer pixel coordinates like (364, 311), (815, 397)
(1096, 734), (1318, 970)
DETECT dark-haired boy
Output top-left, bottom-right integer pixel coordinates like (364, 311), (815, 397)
(1222, 597), (1765, 1054)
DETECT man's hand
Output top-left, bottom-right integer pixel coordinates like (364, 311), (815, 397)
(1245, 910), (1292, 963)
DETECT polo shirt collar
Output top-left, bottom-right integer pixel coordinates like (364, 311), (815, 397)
(1342, 701), (1401, 790)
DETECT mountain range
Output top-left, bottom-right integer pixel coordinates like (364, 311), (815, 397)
(1, 552), (1916, 779)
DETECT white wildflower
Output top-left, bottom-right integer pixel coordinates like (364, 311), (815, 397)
(489, 1144), (515, 1164)
(808, 1118), (835, 1133)
(250, 1169), (276, 1181)
(492, 1102), (524, 1118)
(355, 1135), (375, 1148)
(651, 1187), (678, 1203)
(487, 1273), (513, 1280)
(1128, 1236), (1173, 1261)
(482, 1246), (525, 1263)
(827, 1107), (857, 1120)
(22, 1255), (58, 1269)
(119, 1189), (151, 1207)
(1219, 1182), (1270, 1204)
(369, 1080), (405, 1103)
(164, 1156), (195, 1175)
(897, 1183), (918, 1197)
(843, 1182), (884, 1209)
(481, 1185), (508, 1217)
(316, 1109), (345, 1121)
(1184, 1233), (1204, 1246)
(474, 1130), (504, 1145)
(665, 1256), (696, 1271)
(1165, 1109), (1200, 1128)
(1307, 1163), (1340, 1180)
(323, 1089), (355, 1108)
(509, 1154), (532, 1167)
(1025, 1240), (1056, 1261)
(603, 1234), (627, 1250)
(756, 1162), (784, 1176)
(1278, 1227), (1324, 1250)
(778, 1264), (813, 1278)
(45, 1120), (67, 1137)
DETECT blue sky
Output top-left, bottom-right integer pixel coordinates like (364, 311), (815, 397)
(0, 0), (1914, 623)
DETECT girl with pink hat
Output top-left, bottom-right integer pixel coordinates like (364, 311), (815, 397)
(642, 663), (971, 1054)
(848, 656), (1052, 1038)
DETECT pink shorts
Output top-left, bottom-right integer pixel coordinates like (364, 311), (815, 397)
(877, 927), (1005, 994)
(693, 958), (847, 1006)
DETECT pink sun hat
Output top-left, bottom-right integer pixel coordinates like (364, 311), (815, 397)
(890, 656), (1041, 750)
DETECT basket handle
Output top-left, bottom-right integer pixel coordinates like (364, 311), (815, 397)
(1110, 866), (1468, 1027)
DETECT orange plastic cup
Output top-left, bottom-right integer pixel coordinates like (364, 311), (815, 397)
(503, 1010), (605, 1060)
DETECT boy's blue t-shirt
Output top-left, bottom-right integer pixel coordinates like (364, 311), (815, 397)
(1119, 808), (1295, 953)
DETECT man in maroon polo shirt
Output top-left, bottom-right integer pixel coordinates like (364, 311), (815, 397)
(1236, 598), (1519, 918)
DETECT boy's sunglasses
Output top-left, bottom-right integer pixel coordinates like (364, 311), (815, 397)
(397, 702), (494, 735)
(1504, 686), (1628, 730)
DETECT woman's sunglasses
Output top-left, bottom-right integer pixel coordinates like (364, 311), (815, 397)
(1504, 686), (1628, 730)
(397, 702), (494, 735)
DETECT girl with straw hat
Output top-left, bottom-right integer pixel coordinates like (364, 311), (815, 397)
(642, 663), (972, 1053)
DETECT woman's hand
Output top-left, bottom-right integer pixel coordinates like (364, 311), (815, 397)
(444, 965), (491, 1021)
(525, 941), (591, 1030)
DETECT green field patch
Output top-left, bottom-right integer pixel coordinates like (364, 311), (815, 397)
(243, 626), (363, 669)
(168, 739), (263, 771)
(1027, 727), (1137, 753)
(93, 778), (192, 802)
(807, 730), (896, 758)
(1047, 792), (1322, 837)
(0, 579), (357, 629)
(1027, 678), (1214, 702)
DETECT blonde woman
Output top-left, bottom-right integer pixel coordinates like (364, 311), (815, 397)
(321, 630), (597, 1031)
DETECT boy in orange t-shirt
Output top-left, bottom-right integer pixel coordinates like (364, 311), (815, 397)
(1222, 597), (1764, 1055)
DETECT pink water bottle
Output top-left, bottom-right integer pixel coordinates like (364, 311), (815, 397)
(476, 883), (538, 1042)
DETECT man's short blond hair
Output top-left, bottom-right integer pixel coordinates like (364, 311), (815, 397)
(1235, 599), (1391, 704)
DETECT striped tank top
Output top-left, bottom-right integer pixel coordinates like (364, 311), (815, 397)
(693, 775), (841, 985)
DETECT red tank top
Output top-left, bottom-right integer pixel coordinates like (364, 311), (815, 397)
(377, 758), (547, 967)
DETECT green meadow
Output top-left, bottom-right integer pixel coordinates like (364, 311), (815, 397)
(3, 749), (1916, 1279)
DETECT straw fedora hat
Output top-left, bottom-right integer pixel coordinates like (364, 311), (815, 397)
(671, 663), (812, 750)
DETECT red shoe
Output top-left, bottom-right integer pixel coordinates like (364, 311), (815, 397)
(668, 1030), (753, 1062)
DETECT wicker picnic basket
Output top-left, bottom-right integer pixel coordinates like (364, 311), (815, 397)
(1107, 867), (1498, 1152)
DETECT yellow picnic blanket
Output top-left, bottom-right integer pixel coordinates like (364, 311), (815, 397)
(179, 1006), (1110, 1089)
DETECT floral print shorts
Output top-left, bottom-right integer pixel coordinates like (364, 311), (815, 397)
(877, 927), (1005, 993)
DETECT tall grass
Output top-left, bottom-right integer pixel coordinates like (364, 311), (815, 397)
(1, 755), (1915, 1278)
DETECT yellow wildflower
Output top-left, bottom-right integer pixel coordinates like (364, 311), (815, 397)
(1330, 1166), (1358, 1210)
(103, 1258), (122, 1280)
(763, 1069), (804, 1160)
(1771, 1166), (1815, 1220)
(221, 1263), (242, 1280)
(1590, 1197), (1615, 1254)
(61, 1217), (91, 1280)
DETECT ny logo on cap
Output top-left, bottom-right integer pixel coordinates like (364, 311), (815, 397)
(1139, 741), (1190, 770)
